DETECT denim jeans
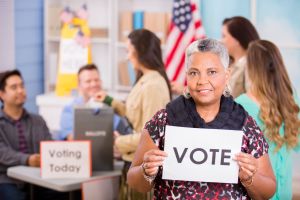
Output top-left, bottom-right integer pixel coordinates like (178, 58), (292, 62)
(0, 183), (70, 200)
(32, 185), (69, 200)
(0, 183), (28, 200)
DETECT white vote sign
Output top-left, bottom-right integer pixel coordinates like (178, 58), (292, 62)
(41, 141), (91, 179)
(163, 125), (243, 183)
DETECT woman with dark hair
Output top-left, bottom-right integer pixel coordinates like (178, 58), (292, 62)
(127, 38), (276, 199)
(236, 40), (300, 200)
(171, 16), (260, 97)
(94, 29), (171, 199)
(127, 29), (172, 99)
(222, 16), (260, 98)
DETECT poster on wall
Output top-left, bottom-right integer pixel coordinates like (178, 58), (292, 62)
(55, 5), (92, 96)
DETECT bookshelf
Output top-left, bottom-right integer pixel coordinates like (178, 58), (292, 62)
(113, 0), (172, 91)
(44, 0), (113, 92)
(40, 0), (172, 131)
(44, 0), (172, 93)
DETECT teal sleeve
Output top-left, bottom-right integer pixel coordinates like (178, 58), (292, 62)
(294, 91), (300, 152)
(234, 95), (243, 104)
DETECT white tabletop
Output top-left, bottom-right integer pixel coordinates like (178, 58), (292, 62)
(7, 166), (121, 192)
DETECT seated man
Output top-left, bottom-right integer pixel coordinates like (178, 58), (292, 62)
(58, 63), (130, 141)
(0, 70), (52, 200)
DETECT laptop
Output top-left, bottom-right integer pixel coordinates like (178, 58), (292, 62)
(74, 106), (114, 171)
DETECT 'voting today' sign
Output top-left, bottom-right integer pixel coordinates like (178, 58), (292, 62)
(40, 141), (91, 179)
(162, 126), (243, 183)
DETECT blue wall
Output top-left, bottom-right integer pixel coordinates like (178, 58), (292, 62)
(201, 0), (251, 39)
(15, 0), (44, 113)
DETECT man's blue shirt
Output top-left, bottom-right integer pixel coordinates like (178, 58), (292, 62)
(58, 96), (121, 140)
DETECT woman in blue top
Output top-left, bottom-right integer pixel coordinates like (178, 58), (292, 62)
(236, 40), (300, 200)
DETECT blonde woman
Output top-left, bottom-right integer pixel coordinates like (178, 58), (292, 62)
(236, 40), (300, 200)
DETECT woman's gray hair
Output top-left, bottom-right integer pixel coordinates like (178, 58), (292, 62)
(185, 38), (229, 69)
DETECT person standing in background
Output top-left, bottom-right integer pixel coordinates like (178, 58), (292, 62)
(94, 29), (171, 200)
(236, 40), (300, 200)
(221, 16), (260, 98)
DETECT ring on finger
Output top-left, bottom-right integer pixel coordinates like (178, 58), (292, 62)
(242, 175), (252, 182)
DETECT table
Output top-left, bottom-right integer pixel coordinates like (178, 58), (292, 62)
(7, 166), (122, 200)
(7, 166), (121, 192)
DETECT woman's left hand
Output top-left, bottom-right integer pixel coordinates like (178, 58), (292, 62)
(234, 152), (258, 182)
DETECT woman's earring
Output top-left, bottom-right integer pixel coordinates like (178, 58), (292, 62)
(223, 84), (231, 97)
(183, 87), (191, 99)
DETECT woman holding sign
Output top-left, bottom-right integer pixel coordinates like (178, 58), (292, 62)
(236, 40), (300, 200)
(127, 38), (276, 199)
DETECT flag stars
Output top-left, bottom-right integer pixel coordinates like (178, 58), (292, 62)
(180, 24), (186, 30)
(185, 5), (191, 12)
(186, 14), (191, 20)
(180, 8), (185, 14)
(172, 0), (192, 32)
(180, 0), (186, 6)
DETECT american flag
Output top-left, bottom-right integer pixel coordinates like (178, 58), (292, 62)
(165, 0), (205, 84)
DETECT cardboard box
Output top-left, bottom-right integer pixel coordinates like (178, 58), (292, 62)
(119, 11), (133, 42)
(144, 12), (170, 44)
(90, 28), (108, 38)
(118, 60), (130, 86)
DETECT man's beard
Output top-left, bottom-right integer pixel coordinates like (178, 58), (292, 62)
(15, 101), (25, 108)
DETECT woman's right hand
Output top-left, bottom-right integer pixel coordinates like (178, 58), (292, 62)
(142, 149), (167, 176)
(93, 91), (107, 102)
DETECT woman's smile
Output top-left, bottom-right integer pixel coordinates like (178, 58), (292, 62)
(195, 88), (212, 95)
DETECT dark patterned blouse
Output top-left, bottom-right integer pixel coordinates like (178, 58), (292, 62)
(144, 109), (269, 200)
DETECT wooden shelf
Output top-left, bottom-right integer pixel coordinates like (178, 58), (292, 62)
(48, 36), (110, 44)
